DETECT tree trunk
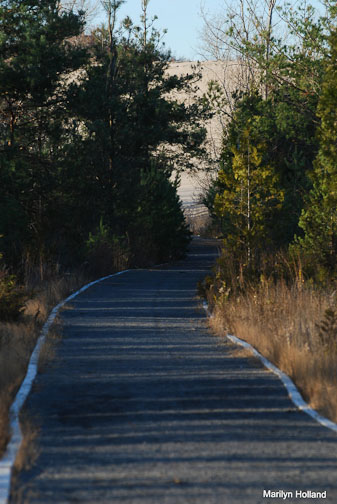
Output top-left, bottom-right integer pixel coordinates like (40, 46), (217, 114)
(265, 0), (276, 99)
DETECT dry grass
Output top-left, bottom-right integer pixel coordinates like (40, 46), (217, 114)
(0, 270), (91, 458)
(210, 279), (337, 421)
(37, 319), (64, 373)
(0, 391), (12, 455)
(12, 411), (40, 474)
(24, 273), (89, 322)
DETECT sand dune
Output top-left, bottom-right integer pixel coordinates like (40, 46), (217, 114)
(167, 60), (239, 205)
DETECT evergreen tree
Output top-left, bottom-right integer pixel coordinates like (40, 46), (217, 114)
(294, 28), (337, 275)
(0, 0), (86, 269)
(0, 0), (205, 274)
(205, 90), (315, 257)
(65, 4), (205, 262)
(214, 125), (284, 263)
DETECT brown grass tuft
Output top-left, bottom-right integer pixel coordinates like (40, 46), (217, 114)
(13, 411), (40, 474)
(9, 410), (41, 504)
(38, 319), (63, 373)
(0, 391), (12, 455)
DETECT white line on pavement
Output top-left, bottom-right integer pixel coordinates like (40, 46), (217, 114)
(202, 302), (337, 433)
(0, 270), (130, 504)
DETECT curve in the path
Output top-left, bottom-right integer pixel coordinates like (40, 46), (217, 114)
(0, 272), (130, 504)
(8, 239), (337, 503)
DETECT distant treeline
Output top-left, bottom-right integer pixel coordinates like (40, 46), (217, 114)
(0, 0), (207, 283)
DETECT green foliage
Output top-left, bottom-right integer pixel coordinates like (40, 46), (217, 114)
(0, 1), (203, 277)
(292, 181), (337, 279)
(130, 164), (191, 264)
(199, 2), (337, 297)
(0, 269), (26, 322)
(203, 1), (336, 274)
(86, 218), (111, 251)
(85, 218), (130, 276)
(59, 5), (204, 266)
(214, 126), (284, 261)
(294, 28), (337, 277)
(205, 87), (317, 261)
(0, 0), (87, 268)
(0, 239), (27, 321)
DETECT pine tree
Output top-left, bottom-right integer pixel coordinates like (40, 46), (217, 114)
(205, 89), (313, 259)
(214, 126), (283, 263)
(0, 0), (86, 268)
(295, 28), (337, 274)
(65, 6), (205, 261)
(0, 0), (205, 271)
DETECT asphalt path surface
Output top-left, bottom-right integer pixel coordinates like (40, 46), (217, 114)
(10, 239), (337, 503)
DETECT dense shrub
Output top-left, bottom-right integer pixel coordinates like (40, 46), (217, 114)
(0, 270), (27, 322)
(85, 219), (130, 276)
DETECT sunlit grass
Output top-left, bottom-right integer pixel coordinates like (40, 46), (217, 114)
(210, 277), (337, 422)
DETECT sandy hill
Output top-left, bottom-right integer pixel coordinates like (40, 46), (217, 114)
(167, 60), (236, 206)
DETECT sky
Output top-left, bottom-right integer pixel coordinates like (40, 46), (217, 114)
(94, 0), (222, 61)
(93, 0), (323, 62)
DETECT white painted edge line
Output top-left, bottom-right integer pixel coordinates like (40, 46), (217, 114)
(202, 302), (337, 434)
(0, 269), (130, 504)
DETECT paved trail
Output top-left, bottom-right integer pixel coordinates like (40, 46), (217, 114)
(11, 239), (337, 503)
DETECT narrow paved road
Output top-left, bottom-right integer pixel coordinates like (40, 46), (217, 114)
(11, 239), (337, 503)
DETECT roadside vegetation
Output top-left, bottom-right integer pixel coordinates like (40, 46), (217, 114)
(2, 0), (337, 459)
(0, 270), (90, 455)
(199, 0), (337, 421)
(0, 0), (207, 455)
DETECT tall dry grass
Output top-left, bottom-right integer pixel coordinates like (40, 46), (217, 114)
(210, 277), (337, 422)
(0, 270), (91, 457)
